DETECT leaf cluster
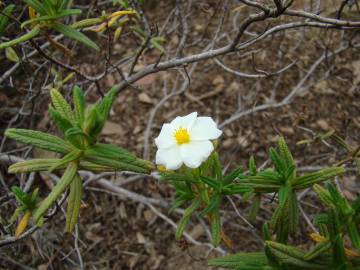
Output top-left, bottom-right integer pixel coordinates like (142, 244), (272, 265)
(6, 86), (154, 234)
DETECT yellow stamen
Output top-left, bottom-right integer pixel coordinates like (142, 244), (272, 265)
(157, 165), (167, 172)
(174, 127), (190, 145)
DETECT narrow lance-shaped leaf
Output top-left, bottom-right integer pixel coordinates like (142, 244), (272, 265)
(33, 162), (78, 223)
(208, 252), (268, 268)
(5, 128), (73, 154)
(0, 4), (15, 35)
(65, 173), (82, 232)
(211, 211), (221, 246)
(51, 23), (100, 51)
(249, 194), (261, 223)
(23, 0), (47, 15)
(175, 198), (201, 240)
(21, 9), (82, 28)
(73, 86), (86, 127)
(0, 27), (41, 49)
(292, 167), (345, 189)
(49, 149), (83, 172)
(265, 241), (328, 269)
(48, 105), (73, 133)
(9, 159), (63, 173)
(15, 210), (32, 238)
(249, 156), (257, 176)
(96, 86), (118, 123)
(304, 240), (331, 261)
(277, 137), (295, 170)
(50, 88), (74, 123)
(83, 153), (150, 174)
(5, 47), (19, 63)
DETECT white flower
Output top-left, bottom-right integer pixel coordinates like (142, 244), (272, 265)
(155, 112), (222, 170)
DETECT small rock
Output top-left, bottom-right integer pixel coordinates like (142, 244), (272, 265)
(136, 232), (146, 244)
(102, 121), (122, 135)
(212, 75), (225, 85)
(279, 126), (294, 135)
(316, 119), (329, 130)
(138, 92), (153, 104)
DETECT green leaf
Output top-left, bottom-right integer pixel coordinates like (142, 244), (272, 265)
(223, 167), (242, 184)
(65, 127), (90, 149)
(23, 0), (47, 15)
(5, 47), (19, 62)
(278, 184), (291, 209)
(48, 149), (82, 172)
(293, 167), (345, 189)
(169, 196), (189, 214)
(50, 88), (74, 123)
(210, 152), (222, 180)
(269, 147), (286, 174)
(8, 158), (64, 173)
(0, 27), (41, 49)
(249, 156), (257, 176)
(85, 143), (153, 171)
(42, 0), (56, 15)
(160, 171), (197, 183)
(265, 241), (328, 269)
(313, 184), (333, 207)
(222, 183), (253, 195)
(208, 252), (268, 269)
(51, 23), (99, 51)
(65, 173), (82, 232)
(0, 4), (15, 35)
(97, 87), (118, 121)
(83, 152), (150, 174)
(150, 38), (165, 53)
(5, 128), (73, 154)
(48, 105), (73, 133)
(200, 194), (221, 216)
(58, 0), (70, 11)
(83, 105), (102, 138)
(33, 162), (78, 223)
(348, 222), (360, 250)
(332, 235), (348, 269)
(277, 137), (295, 170)
(71, 18), (103, 29)
(200, 176), (221, 191)
(175, 198), (201, 240)
(249, 194), (261, 223)
(73, 86), (86, 127)
(21, 9), (82, 28)
(304, 240), (331, 261)
(211, 211), (221, 246)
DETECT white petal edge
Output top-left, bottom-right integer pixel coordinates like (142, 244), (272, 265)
(156, 147), (183, 170)
(170, 112), (198, 130)
(179, 140), (214, 168)
(190, 117), (222, 141)
(155, 123), (176, 149)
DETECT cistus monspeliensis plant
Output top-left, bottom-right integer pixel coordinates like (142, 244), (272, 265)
(6, 86), (154, 234)
(154, 113), (345, 249)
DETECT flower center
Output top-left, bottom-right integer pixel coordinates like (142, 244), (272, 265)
(174, 127), (190, 145)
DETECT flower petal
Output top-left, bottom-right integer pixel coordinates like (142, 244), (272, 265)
(170, 112), (198, 130)
(156, 146), (183, 170)
(155, 123), (176, 149)
(180, 140), (214, 168)
(190, 117), (222, 141)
